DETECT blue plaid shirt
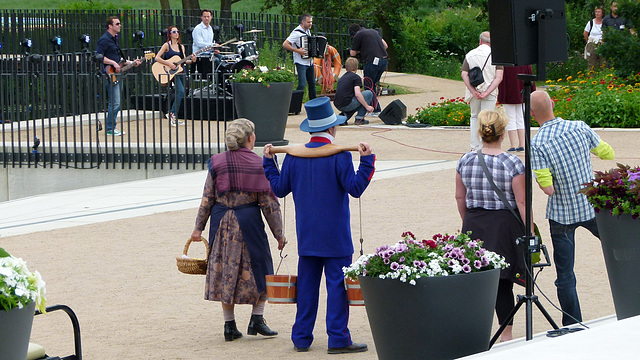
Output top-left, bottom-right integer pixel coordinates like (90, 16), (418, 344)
(457, 152), (525, 210)
(531, 118), (601, 224)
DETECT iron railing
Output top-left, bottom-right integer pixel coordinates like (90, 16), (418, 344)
(0, 9), (371, 169)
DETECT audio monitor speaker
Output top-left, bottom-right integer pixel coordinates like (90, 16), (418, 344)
(488, 0), (568, 66)
(379, 100), (406, 125)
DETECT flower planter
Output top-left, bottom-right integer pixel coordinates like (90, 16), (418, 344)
(595, 211), (640, 320)
(0, 302), (36, 360)
(232, 82), (294, 146)
(359, 268), (500, 360)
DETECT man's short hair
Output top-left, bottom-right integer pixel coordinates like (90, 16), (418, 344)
(345, 57), (359, 72)
(479, 31), (491, 44)
(349, 24), (361, 36)
(300, 13), (312, 23)
(106, 16), (119, 29)
(201, 9), (213, 16)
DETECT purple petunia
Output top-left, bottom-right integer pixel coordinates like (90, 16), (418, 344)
(390, 262), (400, 271)
(462, 264), (472, 273)
(462, 257), (470, 265)
(481, 256), (489, 266)
(474, 260), (482, 269)
(383, 258), (390, 265)
(399, 256), (405, 263)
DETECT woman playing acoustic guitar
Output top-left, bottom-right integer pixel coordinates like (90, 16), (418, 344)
(154, 26), (196, 126)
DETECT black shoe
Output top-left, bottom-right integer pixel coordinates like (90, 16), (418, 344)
(224, 320), (243, 341)
(328, 342), (368, 354)
(294, 346), (310, 352)
(355, 118), (369, 125)
(247, 314), (278, 336)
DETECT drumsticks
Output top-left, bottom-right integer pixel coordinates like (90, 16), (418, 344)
(268, 144), (366, 158)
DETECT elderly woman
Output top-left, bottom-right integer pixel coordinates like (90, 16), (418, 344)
(583, 6), (605, 70)
(191, 118), (286, 342)
(455, 108), (528, 342)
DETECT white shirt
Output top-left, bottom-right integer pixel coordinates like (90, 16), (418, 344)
(584, 20), (603, 43)
(286, 25), (312, 66)
(192, 22), (214, 54)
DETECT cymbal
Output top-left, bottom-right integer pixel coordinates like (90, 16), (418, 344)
(244, 29), (264, 33)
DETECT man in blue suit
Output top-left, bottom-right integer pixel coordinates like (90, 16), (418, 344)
(263, 97), (375, 354)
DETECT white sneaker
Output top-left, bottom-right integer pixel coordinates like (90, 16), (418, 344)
(106, 129), (125, 136)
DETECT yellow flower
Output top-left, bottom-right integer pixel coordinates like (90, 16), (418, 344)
(596, 92), (601, 95)
(566, 76), (573, 80)
(546, 80), (553, 83)
(592, 81), (597, 84)
(557, 78), (563, 82)
(564, 88), (570, 93)
(628, 89), (633, 93)
(579, 80), (587, 84)
(607, 84), (614, 90)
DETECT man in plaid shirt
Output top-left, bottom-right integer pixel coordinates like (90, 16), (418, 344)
(530, 90), (615, 326)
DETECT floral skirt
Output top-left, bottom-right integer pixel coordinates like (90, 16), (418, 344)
(205, 210), (267, 305)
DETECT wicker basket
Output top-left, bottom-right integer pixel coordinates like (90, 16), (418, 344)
(176, 237), (210, 275)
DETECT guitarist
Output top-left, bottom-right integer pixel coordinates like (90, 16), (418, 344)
(155, 26), (196, 126)
(96, 16), (141, 136)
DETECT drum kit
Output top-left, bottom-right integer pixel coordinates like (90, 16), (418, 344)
(193, 29), (265, 94)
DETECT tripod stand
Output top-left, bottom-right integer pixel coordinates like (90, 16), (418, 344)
(488, 77), (559, 348)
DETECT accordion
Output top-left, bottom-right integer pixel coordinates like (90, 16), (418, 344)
(301, 35), (328, 59)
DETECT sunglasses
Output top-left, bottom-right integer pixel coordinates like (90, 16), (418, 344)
(113, 22), (121, 26)
(170, 30), (180, 34)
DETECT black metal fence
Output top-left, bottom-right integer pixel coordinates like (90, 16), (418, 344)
(0, 9), (370, 170)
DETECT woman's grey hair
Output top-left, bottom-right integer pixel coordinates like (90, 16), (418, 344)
(225, 118), (255, 150)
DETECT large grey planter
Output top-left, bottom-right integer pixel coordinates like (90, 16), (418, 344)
(359, 268), (499, 360)
(233, 82), (294, 146)
(0, 302), (36, 360)
(595, 211), (640, 320)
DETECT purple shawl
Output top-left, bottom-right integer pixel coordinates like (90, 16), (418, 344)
(209, 148), (275, 197)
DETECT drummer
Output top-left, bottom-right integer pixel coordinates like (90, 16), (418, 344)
(192, 9), (222, 73)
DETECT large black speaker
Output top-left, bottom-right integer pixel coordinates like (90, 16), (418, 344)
(488, 0), (568, 66)
(379, 100), (406, 125)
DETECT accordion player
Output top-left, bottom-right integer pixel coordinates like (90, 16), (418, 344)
(300, 35), (328, 59)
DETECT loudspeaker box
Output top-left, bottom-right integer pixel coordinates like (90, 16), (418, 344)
(379, 100), (406, 125)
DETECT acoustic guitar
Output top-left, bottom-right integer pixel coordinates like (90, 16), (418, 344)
(151, 45), (215, 85)
(105, 51), (155, 85)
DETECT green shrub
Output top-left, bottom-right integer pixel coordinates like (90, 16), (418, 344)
(62, 0), (131, 10)
(407, 96), (470, 126)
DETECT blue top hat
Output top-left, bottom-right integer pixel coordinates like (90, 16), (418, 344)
(299, 97), (346, 132)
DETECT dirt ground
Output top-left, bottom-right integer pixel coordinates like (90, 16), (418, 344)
(2, 72), (639, 359)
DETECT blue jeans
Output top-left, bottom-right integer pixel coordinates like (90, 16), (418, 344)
(295, 63), (316, 100)
(105, 79), (122, 131)
(363, 57), (388, 112)
(337, 90), (374, 120)
(548, 218), (599, 326)
(170, 74), (185, 116)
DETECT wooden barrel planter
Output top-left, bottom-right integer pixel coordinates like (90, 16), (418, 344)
(265, 274), (297, 304)
(344, 278), (364, 306)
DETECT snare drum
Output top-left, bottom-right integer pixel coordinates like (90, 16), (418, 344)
(236, 41), (259, 61)
(221, 54), (241, 62)
(196, 52), (214, 78)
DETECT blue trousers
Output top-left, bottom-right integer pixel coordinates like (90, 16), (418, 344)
(169, 74), (185, 116)
(295, 63), (316, 100)
(105, 79), (122, 131)
(549, 218), (599, 326)
(292, 255), (352, 348)
(337, 90), (374, 120)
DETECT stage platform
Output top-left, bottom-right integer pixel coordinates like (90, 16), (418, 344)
(464, 314), (637, 359)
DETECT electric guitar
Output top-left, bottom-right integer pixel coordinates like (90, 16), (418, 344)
(151, 45), (215, 85)
(105, 51), (155, 84)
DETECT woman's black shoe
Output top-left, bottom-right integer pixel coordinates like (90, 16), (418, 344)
(224, 320), (243, 341)
(247, 314), (278, 336)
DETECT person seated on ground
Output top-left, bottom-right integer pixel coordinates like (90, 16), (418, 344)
(333, 57), (375, 125)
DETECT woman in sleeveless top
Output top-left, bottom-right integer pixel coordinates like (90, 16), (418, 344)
(154, 26), (196, 126)
(190, 119), (286, 342)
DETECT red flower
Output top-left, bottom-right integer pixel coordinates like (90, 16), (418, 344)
(566, 98), (572, 101)
(450, 99), (455, 102)
(431, 102), (437, 106)
(424, 239), (437, 249)
(440, 96), (445, 100)
(600, 80), (606, 84)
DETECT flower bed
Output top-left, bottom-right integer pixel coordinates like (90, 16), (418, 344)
(407, 97), (470, 126)
(579, 163), (640, 218)
(545, 70), (640, 128)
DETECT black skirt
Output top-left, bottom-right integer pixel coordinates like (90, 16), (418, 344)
(462, 208), (526, 285)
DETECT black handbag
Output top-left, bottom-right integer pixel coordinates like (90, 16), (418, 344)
(468, 53), (491, 88)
